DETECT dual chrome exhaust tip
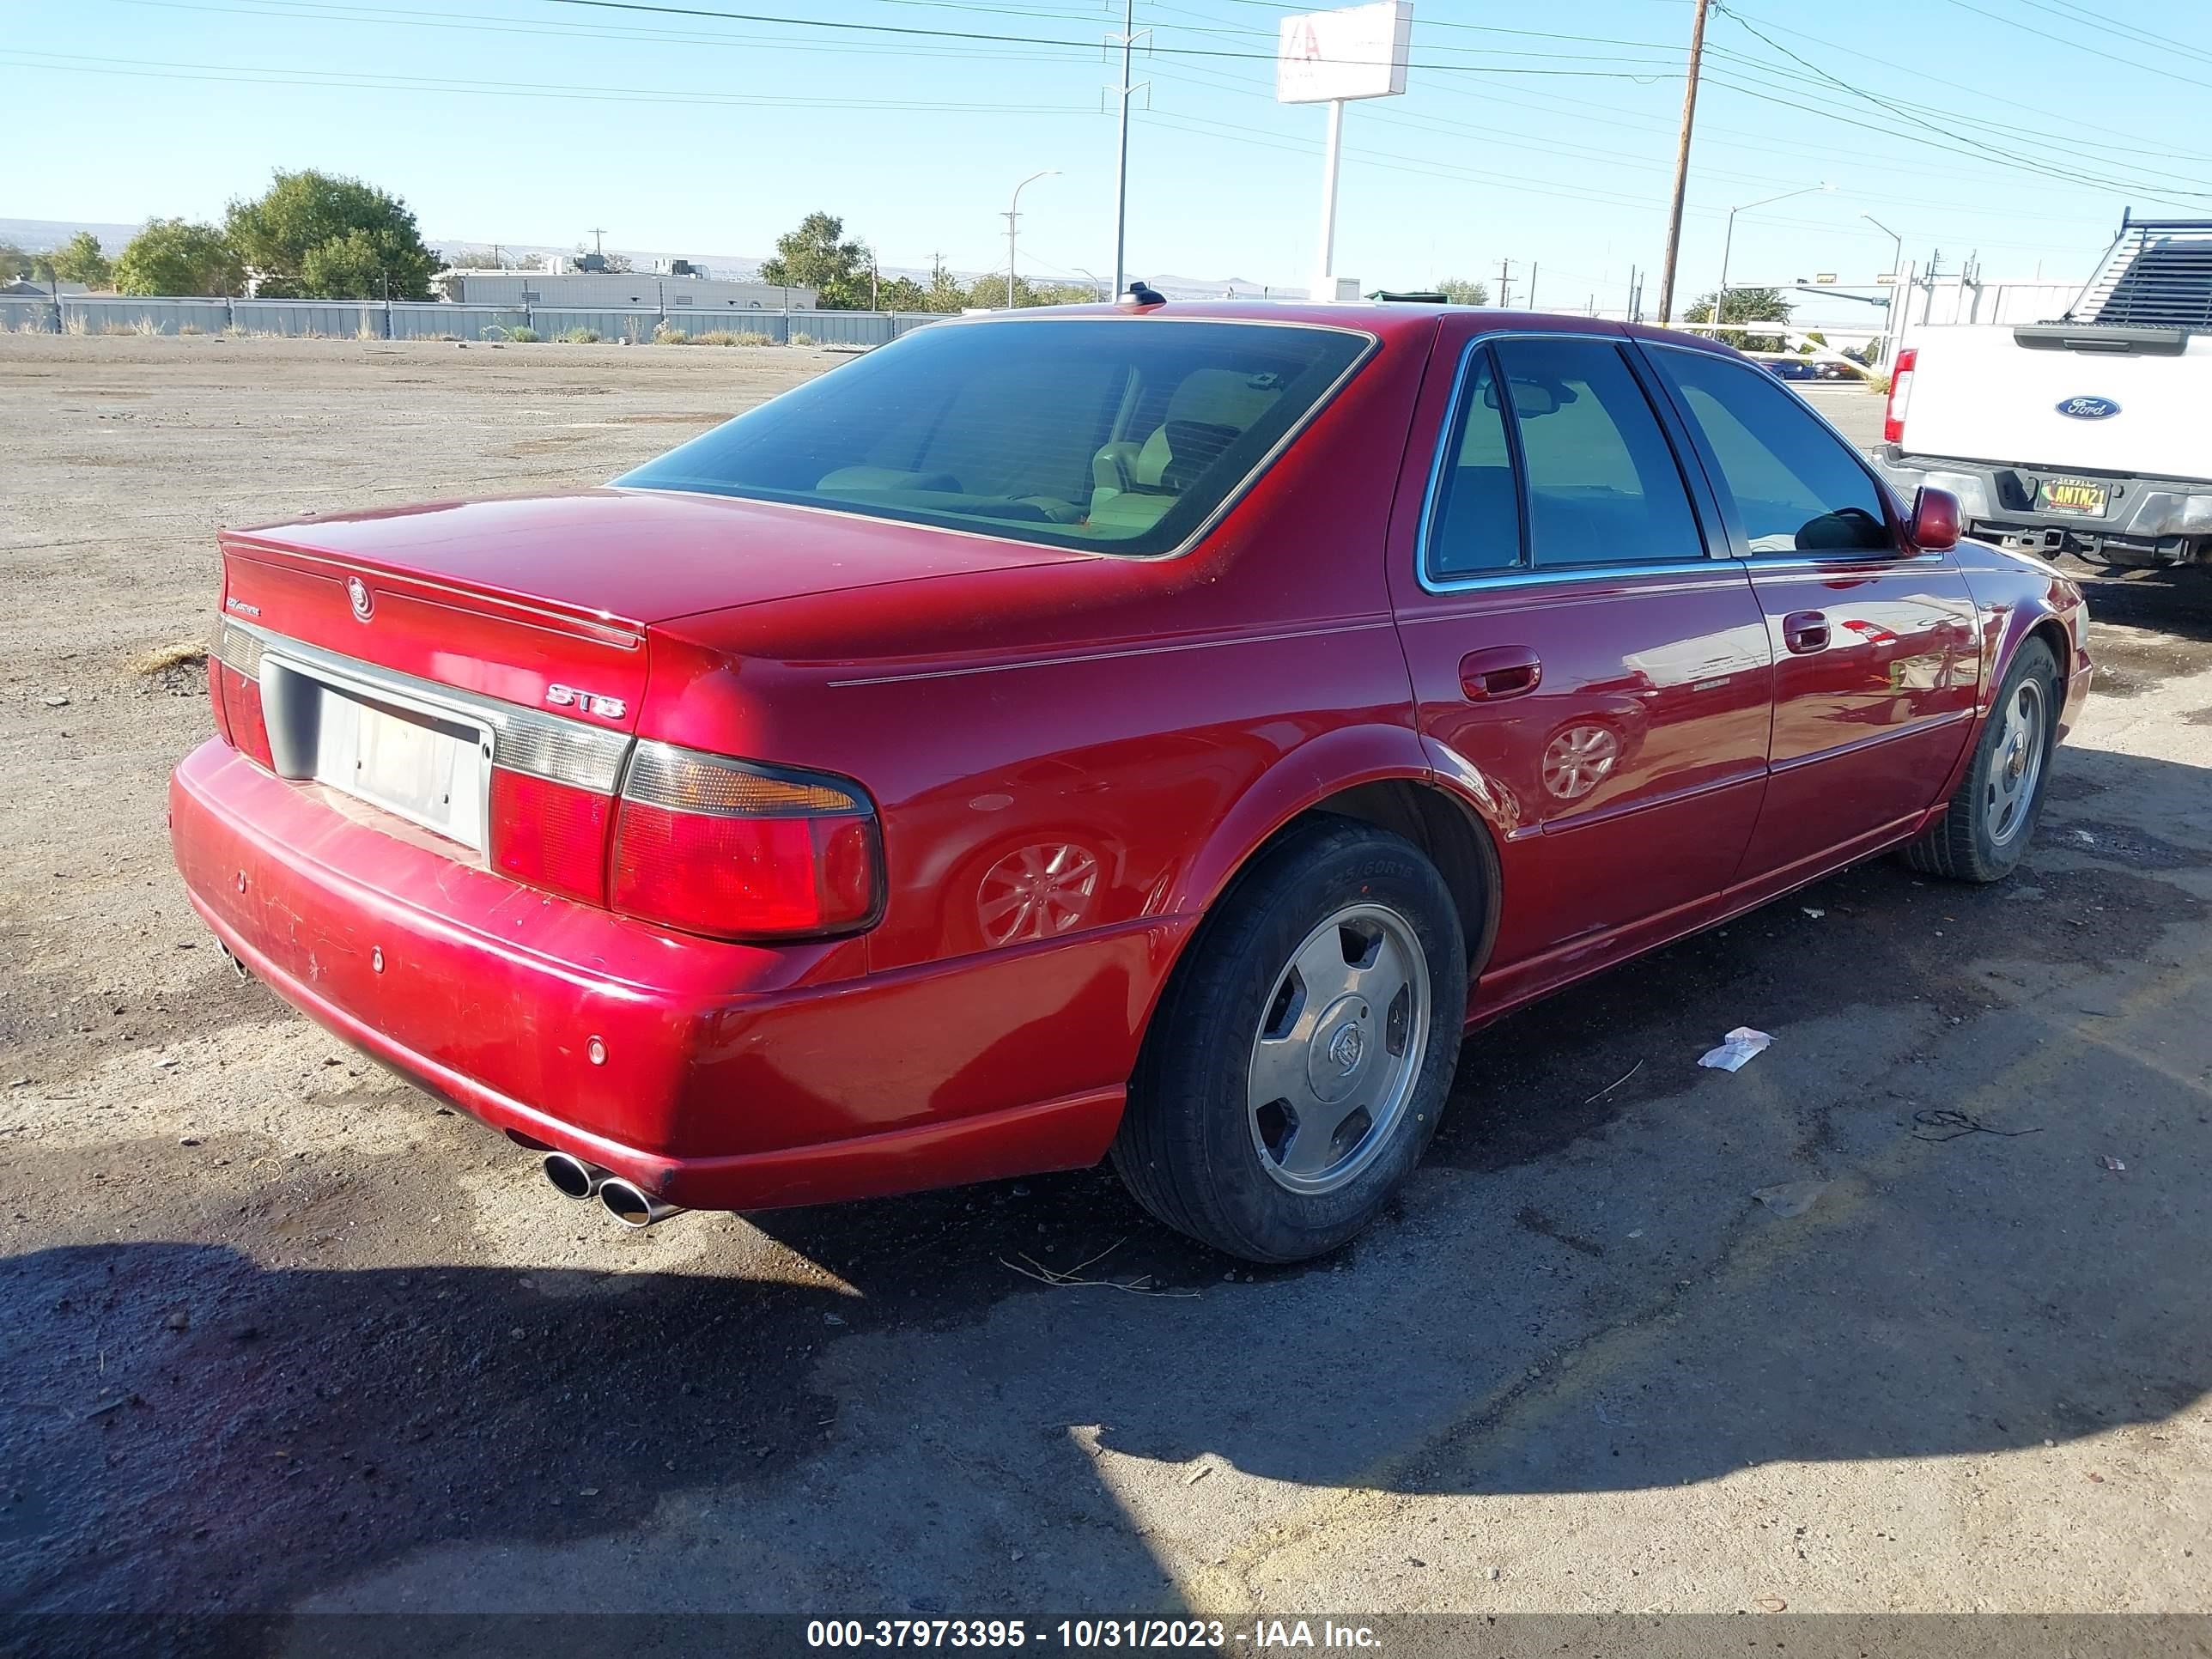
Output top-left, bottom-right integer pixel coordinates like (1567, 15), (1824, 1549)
(541, 1152), (683, 1229)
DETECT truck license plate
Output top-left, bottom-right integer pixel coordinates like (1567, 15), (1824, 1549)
(2039, 477), (2107, 516)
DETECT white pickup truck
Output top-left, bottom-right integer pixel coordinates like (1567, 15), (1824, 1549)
(1876, 216), (2212, 570)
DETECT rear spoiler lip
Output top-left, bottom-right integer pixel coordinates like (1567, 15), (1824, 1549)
(2013, 322), (2193, 356)
(221, 532), (647, 649)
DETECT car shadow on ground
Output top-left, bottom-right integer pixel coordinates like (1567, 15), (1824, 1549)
(3, 751), (2209, 1652)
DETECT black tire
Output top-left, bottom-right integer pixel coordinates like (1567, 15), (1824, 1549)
(1902, 637), (2061, 883)
(1111, 817), (1468, 1263)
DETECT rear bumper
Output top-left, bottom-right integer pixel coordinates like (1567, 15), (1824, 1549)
(170, 738), (1146, 1208)
(1877, 447), (2212, 557)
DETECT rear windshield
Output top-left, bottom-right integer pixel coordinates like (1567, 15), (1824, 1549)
(615, 319), (1371, 556)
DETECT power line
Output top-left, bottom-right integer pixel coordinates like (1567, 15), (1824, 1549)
(1717, 4), (2212, 163)
(1936, 0), (2212, 87)
(535, 0), (1687, 76)
(1708, 8), (2212, 197)
(0, 47), (1101, 110)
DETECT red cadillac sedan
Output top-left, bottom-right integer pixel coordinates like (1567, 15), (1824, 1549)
(170, 301), (2091, 1262)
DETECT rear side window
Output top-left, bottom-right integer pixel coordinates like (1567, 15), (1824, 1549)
(1492, 337), (1706, 568)
(1654, 348), (1893, 554)
(616, 319), (1369, 556)
(1424, 349), (1522, 580)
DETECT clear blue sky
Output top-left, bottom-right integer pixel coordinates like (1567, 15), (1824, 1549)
(6, 0), (2210, 314)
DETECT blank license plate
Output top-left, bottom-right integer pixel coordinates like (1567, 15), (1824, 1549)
(314, 690), (486, 850)
(2039, 477), (2108, 516)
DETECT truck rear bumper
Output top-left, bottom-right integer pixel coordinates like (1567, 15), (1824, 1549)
(1878, 448), (2212, 559)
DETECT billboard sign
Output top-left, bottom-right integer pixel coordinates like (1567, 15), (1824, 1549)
(1277, 1), (1413, 104)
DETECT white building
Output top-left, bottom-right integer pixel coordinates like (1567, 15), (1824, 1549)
(438, 269), (817, 311)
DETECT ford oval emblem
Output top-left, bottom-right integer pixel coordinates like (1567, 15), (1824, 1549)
(346, 575), (374, 622)
(2056, 395), (2120, 420)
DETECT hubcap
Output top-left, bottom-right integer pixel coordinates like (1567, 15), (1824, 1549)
(1247, 903), (1431, 1194)
(1984, 678), (2046, 848)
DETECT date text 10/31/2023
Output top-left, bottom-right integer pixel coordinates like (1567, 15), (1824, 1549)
(804, 1620), (1383, 1650)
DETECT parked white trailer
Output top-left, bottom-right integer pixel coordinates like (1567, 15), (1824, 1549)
(1876, 216), (2212, 568)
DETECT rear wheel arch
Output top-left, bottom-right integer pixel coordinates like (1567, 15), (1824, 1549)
(1281, 780), (1501, 977)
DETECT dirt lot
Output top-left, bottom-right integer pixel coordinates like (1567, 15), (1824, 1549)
(4, 337), (2212, 1652)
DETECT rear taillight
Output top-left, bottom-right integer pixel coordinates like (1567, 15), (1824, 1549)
(489, 768), (613, 905)
(1883, 348), (1916, 445)
(213, 621), (275, 769)
(609, 742), (880, 939)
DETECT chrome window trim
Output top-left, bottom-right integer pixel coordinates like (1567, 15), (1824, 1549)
(1411, 559), (1748, 599)
(221, 617), (632, 793)
(1415, 328), (1722, 596)
(617, 318), (1382, 566)
(1742, 550), (1948, 574)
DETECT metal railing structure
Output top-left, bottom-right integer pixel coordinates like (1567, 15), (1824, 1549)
(0, 293), (951, 345)
(1675, 321), (1881, 381)
(2063, 216), (2212, 329)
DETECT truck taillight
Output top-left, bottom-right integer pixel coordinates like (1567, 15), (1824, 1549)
(1883, 349), (1916, 445)
(608, 742), (879, 939)
(212, 621), (274, 769)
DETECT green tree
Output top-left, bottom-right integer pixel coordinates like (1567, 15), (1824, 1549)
(225, 169), (440, 299)
(1683, 286), (1793, 354)
(757, 212), (874, 309)
(0, 242), (31, 280)
(112, 220), (246, 296)
(1437, 276), (1491, 307)
(51, 231), (112, 288)
(921, 257), (968, 313)
(876, 274), (927, 312)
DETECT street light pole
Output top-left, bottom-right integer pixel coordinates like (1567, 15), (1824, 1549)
(1715, 183), (1830, 338)
(1072, 265), (1108, 301)
(1006, 169), (1060, 308)
(1864, 213), (1904, 363)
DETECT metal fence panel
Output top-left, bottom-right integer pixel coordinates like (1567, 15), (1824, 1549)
(0, 295), (960, 343)
(386, 304), (528, 340)
(226, 300), (383, 337)
(1, 297), (59, 333)
(62, 296), (233, 335)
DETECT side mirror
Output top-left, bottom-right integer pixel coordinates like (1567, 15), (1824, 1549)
(1910, 485), (1960, 551)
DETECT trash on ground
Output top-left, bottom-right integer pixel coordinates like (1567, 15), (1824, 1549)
(1912, 1109), (2041, 1143)
(2100, 1155), (2128, 1173)
(1698, 1027), (1773, 1072)
(1802, 907), (1825, 919)
(1752, 1179), (1830, 1218)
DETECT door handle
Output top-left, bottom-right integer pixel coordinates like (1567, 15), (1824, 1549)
(1783, 611), (1829, 654)
(1459, 646), (1543, 702)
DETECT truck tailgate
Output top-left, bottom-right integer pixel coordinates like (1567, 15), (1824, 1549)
(1900, 325), (2212, 479)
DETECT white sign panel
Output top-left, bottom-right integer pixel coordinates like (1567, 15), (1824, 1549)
(1277, 1), (1413, 104)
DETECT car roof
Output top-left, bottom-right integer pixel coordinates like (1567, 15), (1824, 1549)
(947, 300), (1739, 357)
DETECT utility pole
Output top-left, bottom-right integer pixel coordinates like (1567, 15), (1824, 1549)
(1655, 0), (1711, 325)
(1528, 261), (1538, 311)
(1109, 0), (1147, 299)
(1498, 257), (1512, 309)
(588, 228), (607, 256)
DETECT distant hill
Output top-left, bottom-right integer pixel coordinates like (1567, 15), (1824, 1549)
(1, 218), (144, 253)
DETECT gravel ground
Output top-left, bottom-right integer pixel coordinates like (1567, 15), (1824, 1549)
(3, 337), (2210, 1655)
